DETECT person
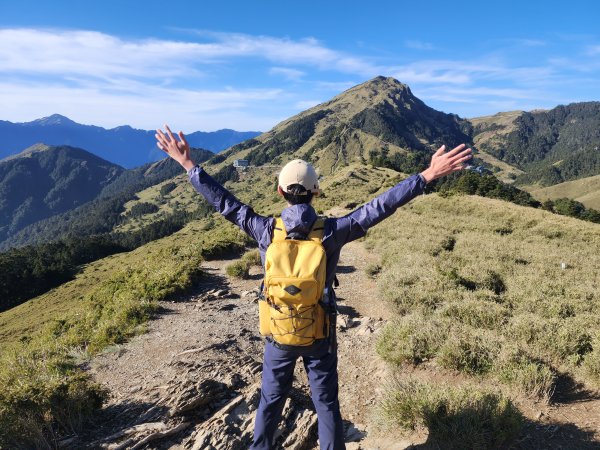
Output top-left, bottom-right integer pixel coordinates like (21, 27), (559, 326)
(155, 125), (471, 450)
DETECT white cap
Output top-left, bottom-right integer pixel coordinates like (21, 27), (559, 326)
(278, 159), (320, 195)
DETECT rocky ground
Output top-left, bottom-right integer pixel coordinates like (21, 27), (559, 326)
(73, 236), (600, 450)
(77, 240), (409, 450)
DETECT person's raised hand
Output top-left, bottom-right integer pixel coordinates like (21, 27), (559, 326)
(420, 143), (472, 183)
(155, 124), (196, 171)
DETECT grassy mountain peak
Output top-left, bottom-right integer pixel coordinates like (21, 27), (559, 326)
(214, 76), (470, 175)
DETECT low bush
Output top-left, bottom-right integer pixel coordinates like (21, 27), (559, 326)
(441, 300), (510, 330)
(438, 330), (500, 375)
(584, 343), (600, 383)
(377, 314), (449, 365)
(159, 181), (177, 196)
(496, 346), (556, 401)
(128, 202), (159, 218)
(226, 260), (250, 279)
(0, 347), (107, 449)
(241, 249), (262, 266)
(508, 316), (594, 366)
(380, 379), (523, 449)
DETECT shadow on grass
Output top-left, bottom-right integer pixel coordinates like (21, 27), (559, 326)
(402, 416), (597, 450)
(509, 419), (598, 450)
(551, 371), (600, 404)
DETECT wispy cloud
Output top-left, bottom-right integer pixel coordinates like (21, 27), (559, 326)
(0, 79), (284, 130)
(0, 27), (596, 129)
(586, 44), (600, 55)
(405, 40), (435, 51)
(269, 67), (305, 81)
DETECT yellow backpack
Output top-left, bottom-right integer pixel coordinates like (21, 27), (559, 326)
(259, 217), (329, 346)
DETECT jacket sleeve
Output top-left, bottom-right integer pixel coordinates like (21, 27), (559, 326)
(331, 173), (427, 246)
(187, 165), (273, 246)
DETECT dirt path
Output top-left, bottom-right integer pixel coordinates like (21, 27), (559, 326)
(79, 239), (405, 450)
(78, 236), (600, 450)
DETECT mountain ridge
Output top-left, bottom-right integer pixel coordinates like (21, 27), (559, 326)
(213, 76), (471, 176)
(0, 115), (261, 168)
(0, 144), (124, 241)
(470, 102), (600, 186)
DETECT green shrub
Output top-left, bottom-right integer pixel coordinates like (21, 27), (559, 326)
(507, 316), (594, 366)
(241, 249), (262, 266)
(441, 300), (510, 330)
(377, 314), (449, 365)
(0, 347), (107, 449)
(380, 379), (523, 449)
(226, 260), (250, 279)
(584, 344), (600, 383)
(159, 181), (177, 196)
(496, 346), (556, 401)
(438, 330), (500, 375)
(128, 202), (159, 218)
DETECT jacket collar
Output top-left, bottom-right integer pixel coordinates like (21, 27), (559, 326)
(280, 203), (318, 236)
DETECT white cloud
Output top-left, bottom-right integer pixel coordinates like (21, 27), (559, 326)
(0, 80), (284, 131)
(0, 28), (205, 79)
(586, 45), (600, 55)
(0, 27), (595, 129)
(269, 67), (305, 81)
(405, 40), (435, 51)
(0, 28), (379, 79)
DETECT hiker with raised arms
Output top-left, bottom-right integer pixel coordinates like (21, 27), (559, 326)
(156, 124), (471, 450)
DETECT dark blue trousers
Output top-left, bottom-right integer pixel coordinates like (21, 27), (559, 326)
(250, 338), (346, 450)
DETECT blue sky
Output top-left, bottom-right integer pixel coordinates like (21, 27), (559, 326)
(1, 0), (599, 132)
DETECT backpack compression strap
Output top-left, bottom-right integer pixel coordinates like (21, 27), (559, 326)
(272, 218), (288, 242)
(272, 217), (325, 242)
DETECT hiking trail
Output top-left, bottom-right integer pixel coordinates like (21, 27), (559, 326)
(78, 226), (600, 449)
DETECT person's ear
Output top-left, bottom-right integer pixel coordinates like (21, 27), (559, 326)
(277, 186), (285, 197)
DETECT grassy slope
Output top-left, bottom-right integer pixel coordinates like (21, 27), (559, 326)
(115, 173), (198, 233)
(369, 194), (600, 395)
(0, 216), (246, 354)
(6, 164), (599, 357)
(470, 111), (525, 183)
(526, 174), (600, 210)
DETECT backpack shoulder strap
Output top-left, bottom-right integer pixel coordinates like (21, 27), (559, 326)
(272, 217), (287, 242)
(308, 218), (325, 243)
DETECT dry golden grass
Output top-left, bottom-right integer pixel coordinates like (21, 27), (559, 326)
(370, 193), (600, 400)
(527, 173), (600, 210)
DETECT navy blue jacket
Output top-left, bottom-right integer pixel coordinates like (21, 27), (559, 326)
(188, 166), (426, 289)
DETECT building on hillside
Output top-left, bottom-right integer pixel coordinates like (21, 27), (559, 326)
(233, 159), (249, 168)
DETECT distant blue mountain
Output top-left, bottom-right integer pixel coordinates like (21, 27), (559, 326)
(0, 114), (261, 168)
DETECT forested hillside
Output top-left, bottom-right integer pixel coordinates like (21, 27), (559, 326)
(0, 148), (213, 250)
(0, 145), (123, 242)
(471, 102), (600, 186)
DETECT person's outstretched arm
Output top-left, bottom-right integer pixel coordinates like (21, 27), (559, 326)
(333, 144), (472, 245)
(155, 125), (272, 245)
